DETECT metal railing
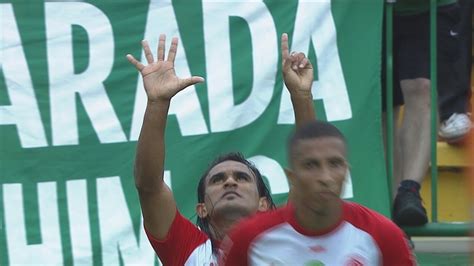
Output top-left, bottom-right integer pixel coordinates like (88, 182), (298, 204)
(384, 0), (472, 236)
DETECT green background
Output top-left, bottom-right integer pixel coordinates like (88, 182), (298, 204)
(0, 1), (385, 264)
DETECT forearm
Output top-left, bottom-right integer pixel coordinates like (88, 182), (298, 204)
(134, 100), (170, 190)
(291, 93), (316, 127)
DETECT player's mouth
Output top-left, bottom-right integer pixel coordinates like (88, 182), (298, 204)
(222, 191), (241, 199)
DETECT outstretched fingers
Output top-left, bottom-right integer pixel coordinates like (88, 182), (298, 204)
(167, 37), (179, 63)
(157, 34), (166, 61)
(142, 40), (154, 64)
(126, 54), (145, 71)
(179, 76), (205, 90)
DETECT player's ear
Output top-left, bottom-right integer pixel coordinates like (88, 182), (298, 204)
(258, 197), (270, 211)
(285, 168), (295, 186)
(285, 168), (296, 203)
(196, 203), (208, 218)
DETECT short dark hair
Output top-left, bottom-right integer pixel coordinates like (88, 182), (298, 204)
(288, 121), (347, 160)
(196, 152), (275, 253)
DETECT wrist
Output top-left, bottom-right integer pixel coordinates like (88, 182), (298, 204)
(290, 91), (313, 101)
(147, 98), (171, 109)
(147, 98), (171, 105)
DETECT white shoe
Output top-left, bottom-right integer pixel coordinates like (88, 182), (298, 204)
(438, 113), (472, 140)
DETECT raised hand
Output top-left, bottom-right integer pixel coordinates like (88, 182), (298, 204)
(126, 34), (204, 103)
(281, 33), (314, 98)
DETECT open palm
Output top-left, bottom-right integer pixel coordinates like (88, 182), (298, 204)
(127, 35), (204, 102)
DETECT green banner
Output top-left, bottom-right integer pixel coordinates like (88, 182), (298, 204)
(0, 0), (385, 264)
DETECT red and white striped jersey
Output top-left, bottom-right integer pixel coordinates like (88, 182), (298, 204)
(221, 201), (415, 266)
(145, 210), (218, 266)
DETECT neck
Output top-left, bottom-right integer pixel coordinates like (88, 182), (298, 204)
(208, 211), (249, 241)
(294, 199), (343, 232)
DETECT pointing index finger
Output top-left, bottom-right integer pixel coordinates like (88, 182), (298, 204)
(281, 33), (289, 60)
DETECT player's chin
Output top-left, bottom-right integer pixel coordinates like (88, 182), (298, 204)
(219, 200), (244, 211)
(217, 202), (254, 215)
